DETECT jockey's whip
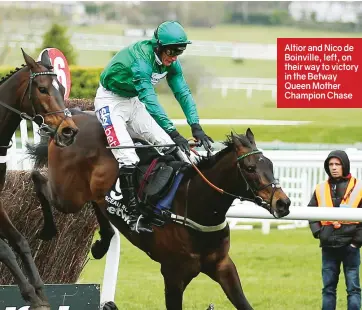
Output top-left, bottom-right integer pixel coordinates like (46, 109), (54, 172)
(106, 142), (198, 149)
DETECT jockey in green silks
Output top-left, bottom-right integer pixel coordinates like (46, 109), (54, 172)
(94, 21), (213, 234)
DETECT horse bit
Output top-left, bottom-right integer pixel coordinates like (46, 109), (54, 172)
(0, 70), (72, 149)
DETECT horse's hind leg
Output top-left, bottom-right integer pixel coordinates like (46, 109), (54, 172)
(203, 255), (253, 310)
(91, 201), (115, 259)
(31, 170), (57, 240)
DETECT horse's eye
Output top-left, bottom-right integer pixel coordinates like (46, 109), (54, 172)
(38, 87), (48, 94)
(246, 166), (256, 173)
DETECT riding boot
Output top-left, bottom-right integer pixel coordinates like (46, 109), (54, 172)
(118, 165), (153, 234)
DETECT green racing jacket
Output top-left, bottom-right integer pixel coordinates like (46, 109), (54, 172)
(99, 38), (199, 134)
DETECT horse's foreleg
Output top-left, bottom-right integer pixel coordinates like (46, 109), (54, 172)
(203, 255), (253, 310)
(161, 264), (197, 310)
(31, 170), (57, 240)
(0, 237), (42, 306)
(0, 205), (49, 308)
(90, 201), (115, 259)
(0, 162), (6, 192)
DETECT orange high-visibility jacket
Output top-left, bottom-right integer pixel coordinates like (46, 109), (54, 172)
(315, 177), (362, 226)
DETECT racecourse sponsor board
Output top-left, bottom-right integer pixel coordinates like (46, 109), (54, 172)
(0, 284), (100, 309)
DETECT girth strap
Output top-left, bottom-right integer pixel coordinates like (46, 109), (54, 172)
(170, 214), (228, 232)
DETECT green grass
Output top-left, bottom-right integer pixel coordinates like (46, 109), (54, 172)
(79, 228), (352, 309)
(190, 57), (276, 78)
(156, 89), (362, 143)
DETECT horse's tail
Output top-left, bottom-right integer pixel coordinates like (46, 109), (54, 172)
(26, 139), (49, 169)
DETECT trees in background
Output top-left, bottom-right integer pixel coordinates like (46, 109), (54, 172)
(38, 23), (77, 65)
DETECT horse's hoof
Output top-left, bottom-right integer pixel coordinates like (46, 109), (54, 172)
(37, 227), (57, 241)
(101, 301), (119, 310)
(206, 304), (215, 310)
(91, 240), (108, 259)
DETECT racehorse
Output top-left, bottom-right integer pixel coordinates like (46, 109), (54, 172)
(27, 108), (291, 310)
(0, 49), (78, 310)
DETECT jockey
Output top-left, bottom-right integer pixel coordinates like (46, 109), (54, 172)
(94, 21), (213, 234)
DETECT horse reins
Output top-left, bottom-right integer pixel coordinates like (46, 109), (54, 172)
(186, 149), (280, 216)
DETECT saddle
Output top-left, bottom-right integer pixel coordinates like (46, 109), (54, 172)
(133, 139), (189, 226)
(135, 156), (182, 206)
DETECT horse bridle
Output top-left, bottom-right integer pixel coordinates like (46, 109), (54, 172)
(0, 69), (72, 149)
(187, 147), (281, 217)
(235, 150), (281, 216)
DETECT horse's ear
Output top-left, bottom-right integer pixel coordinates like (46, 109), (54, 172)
(246, 128), (256, 146)
(21, 48), (37, 70)
(40, 50), (52, 69)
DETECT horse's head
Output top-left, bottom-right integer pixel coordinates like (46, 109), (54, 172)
(231, 128), (290, 218)
(20, 49), (78, 147)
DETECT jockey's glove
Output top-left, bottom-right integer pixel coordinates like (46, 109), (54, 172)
(169, 130), (190, 155)
(191, 123), (214, 151)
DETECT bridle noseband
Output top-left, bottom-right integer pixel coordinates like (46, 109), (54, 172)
(236, 150), (281, 216)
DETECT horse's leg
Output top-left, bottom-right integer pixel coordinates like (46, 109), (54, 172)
(0, 162), (6, 192)
(31, 170), (57, 240)
(0, 205), (49, 308)
(0, 236), (43, 306)
(203, 255), (253, 310)
(90, 201), (115, 259)
(161, 264), (198, 310)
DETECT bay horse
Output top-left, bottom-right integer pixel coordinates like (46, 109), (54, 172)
(0, 49), (78, 310)
(27, 108), (291, 309)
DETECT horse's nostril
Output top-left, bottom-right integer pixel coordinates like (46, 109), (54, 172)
(276, 198), (291, 209)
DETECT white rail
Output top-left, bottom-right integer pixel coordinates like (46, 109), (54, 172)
(100, 224), (120, 304)
(227, 204), (362, 221)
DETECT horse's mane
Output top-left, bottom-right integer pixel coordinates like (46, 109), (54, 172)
(0, 61), (54, 87)
(192, 138), (233, 171)
(183, 132), (253, 179)
(0, 64), (26, 86)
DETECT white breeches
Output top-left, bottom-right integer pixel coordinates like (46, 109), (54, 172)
(94, 86), (175, 166)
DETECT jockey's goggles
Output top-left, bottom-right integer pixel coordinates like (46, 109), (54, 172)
(164, 47), (185, 57)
